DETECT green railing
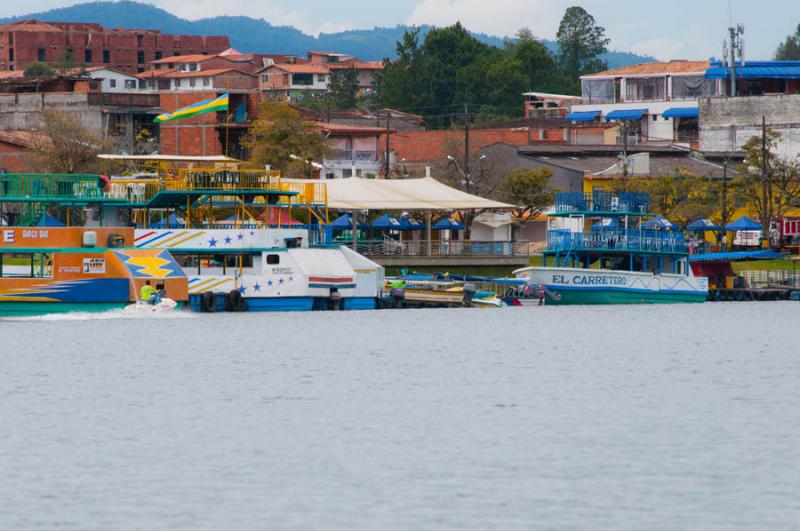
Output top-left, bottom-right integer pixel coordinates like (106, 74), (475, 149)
(0, 174), (104, 201)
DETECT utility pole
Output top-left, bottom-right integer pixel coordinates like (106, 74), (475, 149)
(384, 110), (391, 178)
(622, 121), (629, 177)
(463, 103), (470, 193)
(761, 115), (769, 247)
(721, 159), (728, 249)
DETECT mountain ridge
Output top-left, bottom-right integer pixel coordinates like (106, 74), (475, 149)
(0, 1), (655, 68)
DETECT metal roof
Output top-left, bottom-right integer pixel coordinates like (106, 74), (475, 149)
(689, 250), (784, 262)
(705, 60), (800, 79)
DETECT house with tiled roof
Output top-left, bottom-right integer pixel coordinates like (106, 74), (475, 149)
(567, 60), (719, 147)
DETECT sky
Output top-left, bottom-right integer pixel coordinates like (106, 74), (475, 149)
(1, 0), (798, 61)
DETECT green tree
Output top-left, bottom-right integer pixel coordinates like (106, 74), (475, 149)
(499, 167), (554, 234)
(30, 110), (110, 174)
(330, 66), (360, 110)
(775, 24), (800, 60)
(556, 6), (609, 93)
(510, 28), (561, 93)
(246, 101), (328, 178)
(23, 61), (54, 78)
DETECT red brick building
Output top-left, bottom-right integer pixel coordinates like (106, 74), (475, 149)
(0, 19), (229, 75)
(0, 130), (36, 173)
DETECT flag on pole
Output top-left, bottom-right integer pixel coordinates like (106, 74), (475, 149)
(154, 93), (230, 123)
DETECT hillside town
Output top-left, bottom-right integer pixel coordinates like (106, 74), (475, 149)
(0, 9), (800, 267)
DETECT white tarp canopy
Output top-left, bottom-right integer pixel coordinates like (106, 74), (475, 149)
(98, 154), (240, 163)
(285, 177), (515, 211)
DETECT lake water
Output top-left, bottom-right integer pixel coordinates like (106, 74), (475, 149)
(2, 303), (799, 530)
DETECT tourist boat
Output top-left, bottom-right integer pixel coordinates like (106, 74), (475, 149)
(513, 192), (708, 304)
(382, 275), (502, 308)
(0, 226), (188, 315)
(134, 226), (384, 311)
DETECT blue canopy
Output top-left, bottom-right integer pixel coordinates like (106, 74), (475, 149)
(605, 108), (647, 121)
(725, 216), (762, 231)
(642, 216), (678, 230)
(687, 218), (721, 231)
(371, 213), (403, 230)
(35, 213), (65, 227)
(706, 61), (800, 80)
(689, 250), (785, 263)
(663, 107), (699, 119)
(153, 213), (184, 229)
(565, 110), (600, 121)
(591, 218), (619, 231)
(398, 216), (424, 230)
(330, 213), (368, 230)
(432, 217), (464, 230)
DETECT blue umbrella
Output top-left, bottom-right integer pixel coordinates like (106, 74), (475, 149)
(590, 218), (619, 231)
(432, 217), (465, 230)
(642, 216), (678, 230)
(398, 216), (424, 231)
(153, 213), (184, 229)
(36, 213), (65, 227)
(370, 213), (402, 230)
(687, 218), (721, 231)
(330, 213), (368, 230)
(725, 216), (762, 231)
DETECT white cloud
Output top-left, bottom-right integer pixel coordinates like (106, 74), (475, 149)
(407, 0), (568, 40)
(155, 0), (349, 36)
(628, 38), (687, 61)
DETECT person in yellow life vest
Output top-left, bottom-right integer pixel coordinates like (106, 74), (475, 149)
(139, 280), (157, 304)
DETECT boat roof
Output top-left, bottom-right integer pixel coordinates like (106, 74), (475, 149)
(689, 250), (785, 263)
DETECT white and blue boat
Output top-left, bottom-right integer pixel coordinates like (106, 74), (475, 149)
(514, 192), (708, 304)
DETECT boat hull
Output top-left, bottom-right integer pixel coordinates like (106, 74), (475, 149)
(514, 267), (708, 305)
(0, 301), (128, 316)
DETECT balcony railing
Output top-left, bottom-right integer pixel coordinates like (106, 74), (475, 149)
(355, 240), (534, 258)
(547, 229), (688, 254)
(554, 192), (650, 214)
(87, 92), (161, 107)
(0, 174), (104, 201)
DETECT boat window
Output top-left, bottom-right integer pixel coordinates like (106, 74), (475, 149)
(0, 253), (53, 278)
(224, 255), (254, 268)
(266, 254), (280, 265)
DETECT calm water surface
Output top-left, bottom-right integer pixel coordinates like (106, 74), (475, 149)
(1, 304), (799, 530)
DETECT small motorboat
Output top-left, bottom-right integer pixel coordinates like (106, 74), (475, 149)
(123, 297), (179, 315)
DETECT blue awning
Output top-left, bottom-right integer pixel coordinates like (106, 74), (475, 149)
(371, 213), (402, 230)
(689, 250), (785, 263)
(605, 109), (647, 121)
(706, 61), (800, 79)
(663, 107), (698, 119)
(642, 216), (678, 230)
(330, 213), (368, 230)
(725, 216), (762, 231)
(432, 217), (464, 230)
(565, 110), (600, 121)
(36, 213), (66, 227)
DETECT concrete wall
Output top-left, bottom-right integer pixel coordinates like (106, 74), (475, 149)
(0, 93), (102, 131)
(699, 94), (800, 159)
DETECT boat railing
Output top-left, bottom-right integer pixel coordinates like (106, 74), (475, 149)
(548, 229), (688, 253)
(175, 168), (282, 191)
(355, 240), (534, 258)
(0, 174), (104, 200)
(554, 191), (650, 214)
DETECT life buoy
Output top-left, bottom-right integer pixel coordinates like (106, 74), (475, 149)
(226, 290), (244, 312)
(201, 291), (216, 312)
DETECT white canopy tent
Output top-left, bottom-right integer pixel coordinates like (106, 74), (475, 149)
(285, 177), (516, 251)
(284, 177), (514, 211)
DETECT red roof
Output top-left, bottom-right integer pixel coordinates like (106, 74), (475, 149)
(262, 63), (329, 75)
(151, 54), (215, 65)
(135, 68), (178, 79)
(0, 130), (39, 148)
(167, 68), (254, 79)
(316, 122), (391, 135)
(584, 60), (710, 78)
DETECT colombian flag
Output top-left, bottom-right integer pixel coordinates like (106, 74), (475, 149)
(154, 93), (230, 123)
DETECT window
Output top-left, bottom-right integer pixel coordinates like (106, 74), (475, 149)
(38, 48), (46, 61)
(261, 74), (269, 83)
(174, 254), (254, 274)
(109, 79), (117, 88)
(625, 77), (666, 102)
(189, 78), (195, 87)
(137, 51), (145, 64)
(581, 78), (614, 104)
(317, 74), (327, 83)
(202, 77), (210, 87)
(174, 78), (182, 88)
(9, 48), (14, 61)
(154, 51), (162, 60)
(139, 79), (147, 89)
(266, 254), (280, 265)
(102, 50), (110, 63)
(84, 49), (92, 63)
(0, 253), (53, 278)
(671, 75), (718, 99)
(124, 79), (136, 89)
(188, 63), (198, 72)
(292, 73), (314, 86)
